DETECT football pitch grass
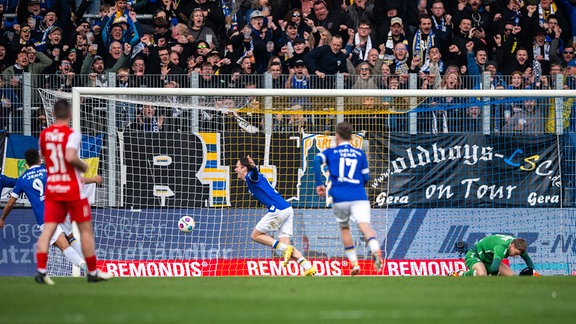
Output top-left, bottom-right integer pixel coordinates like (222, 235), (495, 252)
(1, 276), (575, 323)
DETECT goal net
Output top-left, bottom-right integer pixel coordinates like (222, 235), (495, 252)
(39, 87), (576, 276)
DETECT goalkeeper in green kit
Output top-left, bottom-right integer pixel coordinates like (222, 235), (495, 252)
(451, 234), (536, 277)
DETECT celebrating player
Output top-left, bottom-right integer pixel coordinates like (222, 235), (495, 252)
(235, 155), (317, 276)
(35, 99), (111, 285)
(314, 121), (383, 275)
(0, 149), (86, 269)
(451, 234), (535, 277)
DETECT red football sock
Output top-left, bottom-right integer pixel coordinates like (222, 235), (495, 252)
(85, 255), (97, 272)
(37, 252), (48, 272)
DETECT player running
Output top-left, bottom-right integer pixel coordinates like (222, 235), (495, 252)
(314, 121), (384, 275)
(35, 99), (111, 285)
(451, 234), (535, 276)
(0, 149), (86, 270)
(235, 155), (317, 276)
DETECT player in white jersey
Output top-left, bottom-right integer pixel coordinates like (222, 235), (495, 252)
(314, 122), (384, 275)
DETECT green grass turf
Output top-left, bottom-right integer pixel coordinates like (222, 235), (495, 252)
(1, 276), (575, 324)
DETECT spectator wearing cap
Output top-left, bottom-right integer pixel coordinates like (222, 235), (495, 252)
(229, 10), (272, 74)
(371, 0), (401, 44)
(66, 48), (82, 74)
(188, 8), (219, 48)
(284, 57), (311, 130)
(532, 27), (553, 75)
(286, 59), (310, 90)
(101, 4), (140, 49)
(381, 17), (409, 63)
(285, 37), (309, 70)
(36, 26), (65, 74)
(244, 0), (272, 30)
(485, 60), (506, 89)
(308, 0), (354, 43)
(17, 0), (43, 35)
(206, 49), (232, 74)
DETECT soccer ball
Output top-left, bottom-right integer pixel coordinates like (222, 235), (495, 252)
(178, 216), (196, 233)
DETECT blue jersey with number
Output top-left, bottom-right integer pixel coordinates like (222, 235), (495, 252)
(245, 167), (290, 212)
(316, 142), (370, 203)
(10, 165), (47, 226)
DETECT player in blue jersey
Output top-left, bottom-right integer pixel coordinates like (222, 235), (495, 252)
(314, 122), (384, 275)
(0, 173), (17, 196)
(0, 149), (86, 269)
(235, 155), (317, 276)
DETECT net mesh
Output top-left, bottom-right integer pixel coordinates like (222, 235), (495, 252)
(38, 88), (576, 276)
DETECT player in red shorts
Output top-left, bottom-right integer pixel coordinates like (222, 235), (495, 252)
(35, 99), (111, 284)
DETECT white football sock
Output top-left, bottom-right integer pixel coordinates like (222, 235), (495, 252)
(69, 239), (84, 258)
(63, 247), (85, 267)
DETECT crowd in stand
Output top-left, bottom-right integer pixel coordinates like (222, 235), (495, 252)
(0, 0), (575, 134)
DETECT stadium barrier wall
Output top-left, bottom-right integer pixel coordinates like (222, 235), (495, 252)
(0, 208), (568, 276)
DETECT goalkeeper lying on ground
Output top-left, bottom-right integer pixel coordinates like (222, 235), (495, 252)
(451, 234), (535, 276)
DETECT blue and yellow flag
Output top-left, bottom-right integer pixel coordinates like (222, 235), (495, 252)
(80, 134), (103, 178)
(3, 134), (103, 178)
(4, 135), (38, 178)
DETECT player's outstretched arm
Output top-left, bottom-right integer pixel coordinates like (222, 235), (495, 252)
(84, 175), (102, 185)
(245, 155), (260, 182)
(65, 148), (88, 173)
(521, 252), (534, 270)
(0, 196), (18, 228)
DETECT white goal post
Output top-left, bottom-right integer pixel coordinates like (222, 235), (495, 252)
(35, 86), (576, 277)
